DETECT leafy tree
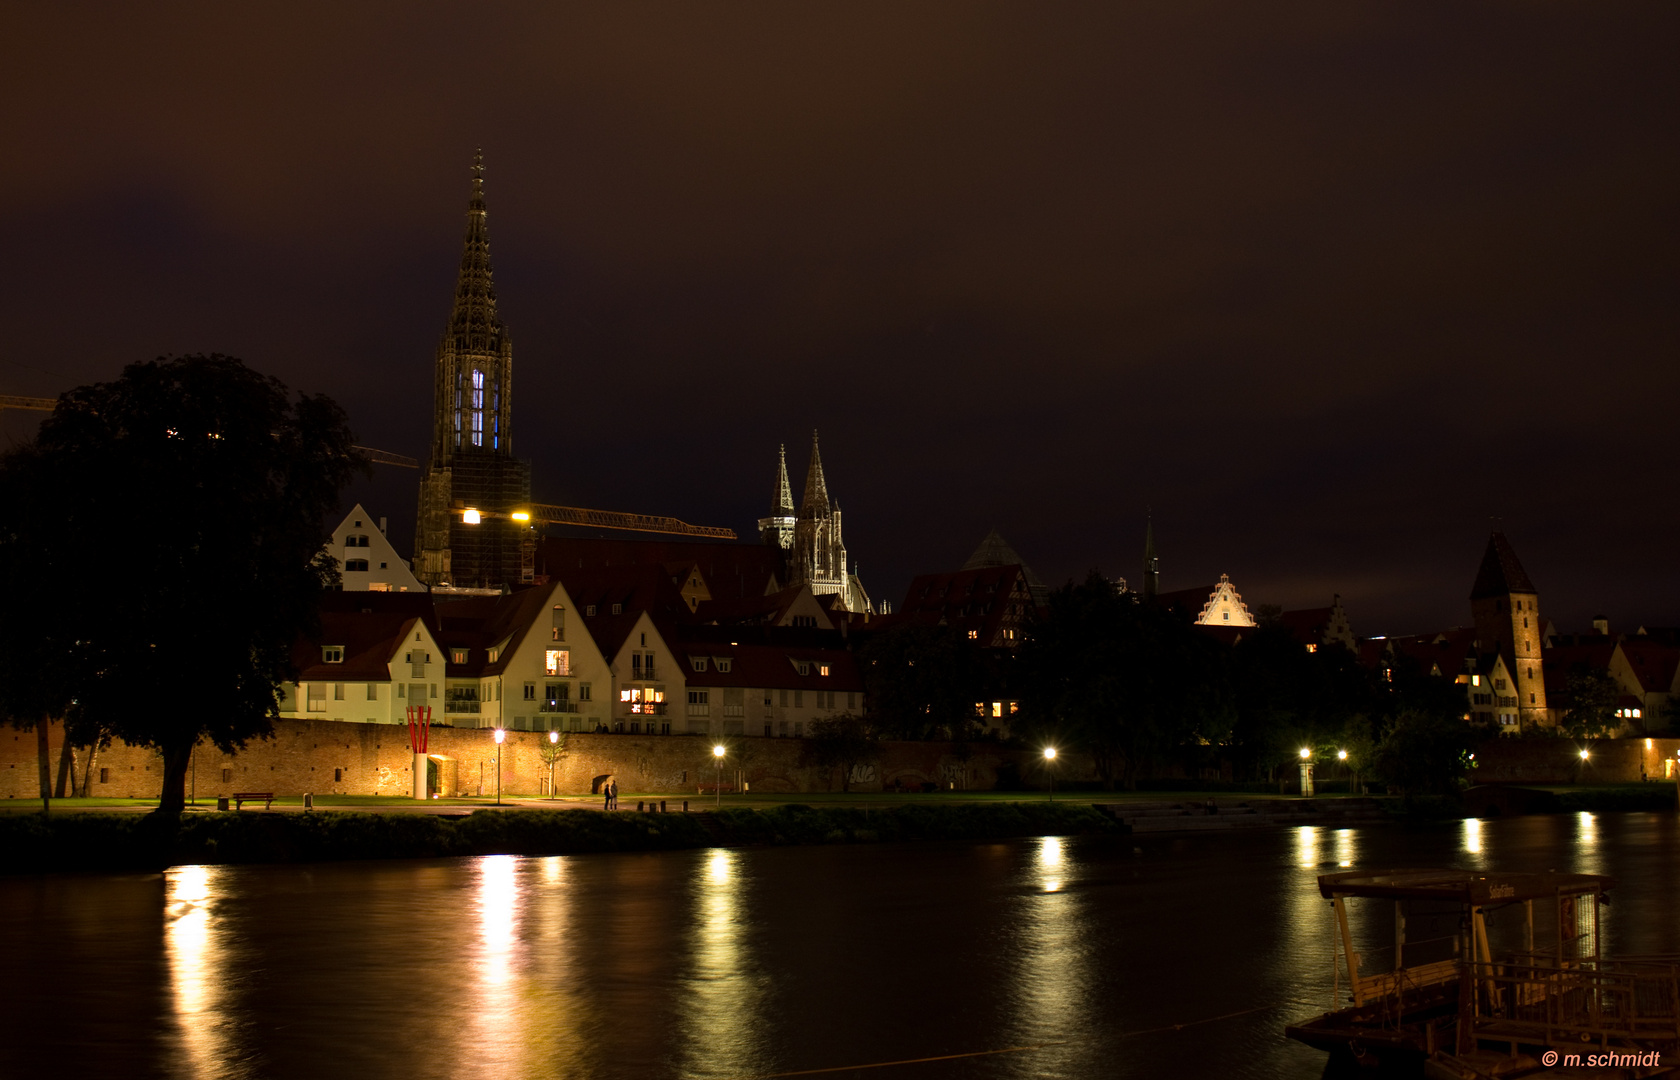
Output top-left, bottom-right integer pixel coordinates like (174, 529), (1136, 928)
(1017, 572), (1233, 789)
(1561, 664), (1622, 740)
(800, 713), (881, 792)
(0, 356), (363, 814)
(857, 623), (983, 741)
(1371, 709), (1486, 802)
(537, 732), (568, 798)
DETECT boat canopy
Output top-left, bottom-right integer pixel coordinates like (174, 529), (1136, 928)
(1316, 869), (1612, 905)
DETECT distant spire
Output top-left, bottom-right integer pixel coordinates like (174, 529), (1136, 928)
(1143, 513), (1159, 600)
(800, 429), (829, 515)
(447, 148), (503, 341)
(772, 444), (794, 515)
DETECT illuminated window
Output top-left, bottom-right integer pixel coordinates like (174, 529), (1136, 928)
(451, 649), (468, 664)
(470, 370), (485, 447)
(322, 646), (344, 663)
(819, 664), (830, 677)
(967, 629), (979, 639)
(620, 689), (632, 702)
(1305, 644), (1318, 653)
(545, 650), (570, 676)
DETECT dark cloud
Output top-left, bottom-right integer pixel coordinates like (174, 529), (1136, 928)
(2, 1), (1676, 636)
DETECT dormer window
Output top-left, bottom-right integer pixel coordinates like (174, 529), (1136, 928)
(792, 659), (810, 676)
(322, 646), (344, 663)
(611, 603), (622, 615)
(715, 658), (732, 673)
(451, 649), (468, 664)
(585, 605), (597, 617)
(819, 664), (830, 677)
(691, 656), (708, 672)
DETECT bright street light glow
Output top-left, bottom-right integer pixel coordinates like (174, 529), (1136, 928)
(1337, 749), (1348, 761)
(1299, 747), (1311, 760)
(1043, 747), (1057, 761)
(493, 728), (505, 744)
(511, 511), (531, 522)
(548, 730), (558, 743)
(712, 744), (726, 758)
(1579, 749), (1590, 761)
(462, 509), (481, 524)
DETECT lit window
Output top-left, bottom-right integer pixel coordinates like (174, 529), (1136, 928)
(545, 650), (570, 676)
(1305, 644), (1317, 653)
(322, 646), (344, 663)
(451, 649), (468, 664)
(1634, 708), (1642, 719)
(819, 664), (830, 677)
(967, 629), (979, 639)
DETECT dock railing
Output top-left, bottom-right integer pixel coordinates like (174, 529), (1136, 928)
(1465, 955), (1680, 1046)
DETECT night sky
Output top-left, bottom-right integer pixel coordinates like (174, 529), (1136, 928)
(3, 3), (1676, 637)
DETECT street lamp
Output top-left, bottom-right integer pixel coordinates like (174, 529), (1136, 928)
(1299, 747), (1311, 760)
(1579, 748), (1591, 761)
(548, 729), (559, 800)
(1043, 746), (1058, 802)
(493, 728), (506, 805)
(1337, 749), (1348, 761)
(712, 744), (726, 809)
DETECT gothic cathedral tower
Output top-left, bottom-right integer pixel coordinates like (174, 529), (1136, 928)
(414, 152), (532, 588)
(1469, 531), (1548, 729)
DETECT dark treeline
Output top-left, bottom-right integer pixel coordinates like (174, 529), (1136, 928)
(852, 572), (1491, 795)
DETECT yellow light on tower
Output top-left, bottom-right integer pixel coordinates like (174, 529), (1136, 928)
(463, 509), (481, 525)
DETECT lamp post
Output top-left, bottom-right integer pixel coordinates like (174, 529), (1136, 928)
(493, 728), (506, 806)
(712, 744), (726, 809)
(1298, 746), (1314, 797)
(1043, 746), (1058, 802)
(548, 729), (559, 800)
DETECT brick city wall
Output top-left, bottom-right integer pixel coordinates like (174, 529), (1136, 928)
(1471, 736), (1680, 785)
(0, 718), (1019, 801)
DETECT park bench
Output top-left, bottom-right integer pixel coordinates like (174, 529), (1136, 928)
(231, 792), (275, 810)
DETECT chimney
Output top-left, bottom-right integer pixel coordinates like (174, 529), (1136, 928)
(379, 517), (388, 535)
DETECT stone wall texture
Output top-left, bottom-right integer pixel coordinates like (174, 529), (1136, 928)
(0, 718), (1019, 801)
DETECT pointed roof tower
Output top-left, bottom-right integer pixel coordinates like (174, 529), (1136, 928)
(800, 430), (830, 515)
(1469, 531), (1537, 599)
(447, 149), (505, 344)
(772, 444), (795, 516)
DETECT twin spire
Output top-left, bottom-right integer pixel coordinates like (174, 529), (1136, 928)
(800, 430), (829, 516)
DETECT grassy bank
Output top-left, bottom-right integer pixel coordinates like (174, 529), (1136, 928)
(0, 801), (1121, 874)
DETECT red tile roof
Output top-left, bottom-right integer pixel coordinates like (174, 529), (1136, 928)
(676, 642), (863, 693)
(895, 564), (1038, 647)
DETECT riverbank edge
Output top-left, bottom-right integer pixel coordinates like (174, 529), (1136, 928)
(0, 801), (1125, 873)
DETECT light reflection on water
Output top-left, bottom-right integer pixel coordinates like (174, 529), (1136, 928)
(165, 864), (247, 1080)
(12, 813), (1680, 1080)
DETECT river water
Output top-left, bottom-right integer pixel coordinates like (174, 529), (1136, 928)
(6, 811), (1680, 1079)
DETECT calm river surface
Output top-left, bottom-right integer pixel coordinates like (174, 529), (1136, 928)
(6, 811), (1680, 1079)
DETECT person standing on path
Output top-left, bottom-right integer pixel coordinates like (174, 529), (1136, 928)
(609, 779), (618, 810)
(603, 780), (611, 811)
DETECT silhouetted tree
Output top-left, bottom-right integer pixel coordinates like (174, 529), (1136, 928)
(0, 356), (364, 814)
(1371, 709), (1487, 803)
(1017, 572), (1233, 789)
(857, 623), (983, 741)
(1561, 664), (1621, 740)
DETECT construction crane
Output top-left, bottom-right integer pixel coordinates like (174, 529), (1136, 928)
(6, 392), (736, 540)
(462, 504), (735, 540)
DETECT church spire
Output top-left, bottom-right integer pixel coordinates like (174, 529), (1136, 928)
(772, 443), (794, 515)
(1142, 513), (1159, 600)
(447, 149), (504, 341)
(800, 429), (829, 515)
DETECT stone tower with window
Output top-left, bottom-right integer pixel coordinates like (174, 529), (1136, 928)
(1469, 531), (1548, 728)
(415, 152), (532, 588)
